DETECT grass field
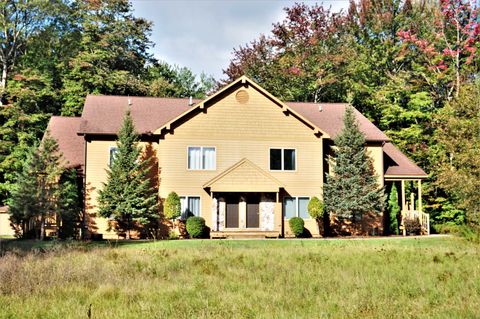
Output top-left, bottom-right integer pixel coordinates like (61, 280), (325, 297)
(0, 236), (479, 318)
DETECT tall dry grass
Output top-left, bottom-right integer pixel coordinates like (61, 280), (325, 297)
(0, 237), (479, 318)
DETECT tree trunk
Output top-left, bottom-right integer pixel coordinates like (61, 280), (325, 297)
(1, 61), (7, 93)
(40, 215), (45, 241)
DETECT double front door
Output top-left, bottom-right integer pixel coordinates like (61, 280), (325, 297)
(225, 194), (259, 229)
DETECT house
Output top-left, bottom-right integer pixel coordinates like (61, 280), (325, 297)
(45, 76), (427, 239)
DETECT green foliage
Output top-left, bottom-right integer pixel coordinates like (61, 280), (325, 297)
(0, 0), (215, 206)
(164, 192), (181, 221)
(186, 216), (205, 238)
(57, 169), (82, 239)
(97, 110), (158, 238)
(8, 133), (65, 239)
(434, 82), (480, 228)
(147, 62), (215, 99)
(388, 184), (400, 235)
(288, 217), (304, 237)
(323, 106), (385, 223)
(167, 230), (179, 240)
(307, 197), (324, 220)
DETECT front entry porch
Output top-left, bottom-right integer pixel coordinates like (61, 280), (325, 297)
(203, 158), (284, 238)
(209, 192), (282, 239)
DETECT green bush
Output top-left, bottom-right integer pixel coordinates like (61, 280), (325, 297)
(432, 223), (464, 234)
(164, 192), (181, 220)
(186, 216), (205, 238)
(308, 197), (324, 220)
(289, 217), (304, 237)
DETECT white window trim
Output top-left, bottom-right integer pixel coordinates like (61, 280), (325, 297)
(179, 195), (202, 218)
(109, 146), (118, 167)
(283, 196), (311, 219)
(269, 147), (297, 172)
(187, 146), (217, 171)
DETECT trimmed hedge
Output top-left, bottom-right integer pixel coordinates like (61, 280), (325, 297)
(186, 216), (205, 238)
(289, 217), (304, 237)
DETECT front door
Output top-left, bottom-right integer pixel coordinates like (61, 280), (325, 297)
(246, 194), (259, 228)
(226, 195), (239, 228)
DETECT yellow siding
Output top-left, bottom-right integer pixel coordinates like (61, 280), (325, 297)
(0, 213), (14, 236)
(159, 86), (324, 235)
(85, 140), (158, 238)
(366, 145), (385, 187)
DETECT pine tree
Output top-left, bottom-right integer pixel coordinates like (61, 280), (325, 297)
(388, 183), (400, 235)
(57, 169), (82, 239)
(97, 110), (158, 239)
(8, 133), (65, 239)
(323, 106), (385, 231)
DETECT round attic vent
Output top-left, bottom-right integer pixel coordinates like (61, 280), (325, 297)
(235, 90), (249, 104)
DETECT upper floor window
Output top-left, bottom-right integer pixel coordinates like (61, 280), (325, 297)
(109, 147), (118, 167)
(188, 146), (216, 170)
(270, 148), (296, 171)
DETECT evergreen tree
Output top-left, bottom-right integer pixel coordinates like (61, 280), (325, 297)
(8, 145), (38, 238)
(388, 183), (400, 235)
(323, 106), (385, 231)
(97, 110), (158, 239)
(8, 133), (64, 239)
(57, 169), (82, 239)
(164, 191), (181, 221)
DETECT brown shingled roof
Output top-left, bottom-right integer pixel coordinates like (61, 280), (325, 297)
(78, 95), (200, 135)
(287, 102), (389, 141)
(46, 116), (84, 169)
(383, 142), (427, 178)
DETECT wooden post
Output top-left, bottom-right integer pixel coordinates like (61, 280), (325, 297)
(417, 180), (422, 212)
(401, 180), (406, 236)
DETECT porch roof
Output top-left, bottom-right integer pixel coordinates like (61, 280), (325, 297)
(203, 158), (284, 192)
(383, 142), (428, 179)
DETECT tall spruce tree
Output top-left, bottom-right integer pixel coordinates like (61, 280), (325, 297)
(323, 106), (385, 230)
(388, 183), (400, 235)
(97, 110), (158, 239)
(8, 133), (65, 239)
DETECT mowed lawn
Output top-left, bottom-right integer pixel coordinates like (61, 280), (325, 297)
(0, 237), (479, 319)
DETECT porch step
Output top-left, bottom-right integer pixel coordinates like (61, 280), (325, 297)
(211, 231), (280, 239)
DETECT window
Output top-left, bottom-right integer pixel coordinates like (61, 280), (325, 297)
(188, 147), (216, 170)
(180, 196), (201, 219)
(109, 147), (118, 167)
(270, 148), (296, 171)
(283, 197), (310, 219)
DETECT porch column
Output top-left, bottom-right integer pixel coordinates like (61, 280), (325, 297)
(401, 180), (406, 236)
(417, 180), (422, 212)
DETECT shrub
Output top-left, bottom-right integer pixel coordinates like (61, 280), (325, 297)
(404, 218), (421, 235)
(164, 192), (181, 220)
(186, 216), (205, 238)
(289, 217), (304, 237)
(167, 230), (179, 240)
(308, 197), (324, 220)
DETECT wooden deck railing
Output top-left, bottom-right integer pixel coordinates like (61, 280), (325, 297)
(401, 210), (430, 235)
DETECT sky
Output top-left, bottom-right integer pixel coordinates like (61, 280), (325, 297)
(131, 0), (349, 81)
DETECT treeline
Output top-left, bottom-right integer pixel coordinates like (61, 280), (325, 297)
(223, 0), (480, 229)
(0, 0), (215, 205)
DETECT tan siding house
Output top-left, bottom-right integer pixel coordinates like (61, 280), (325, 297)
(44, 76), (427, 239)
